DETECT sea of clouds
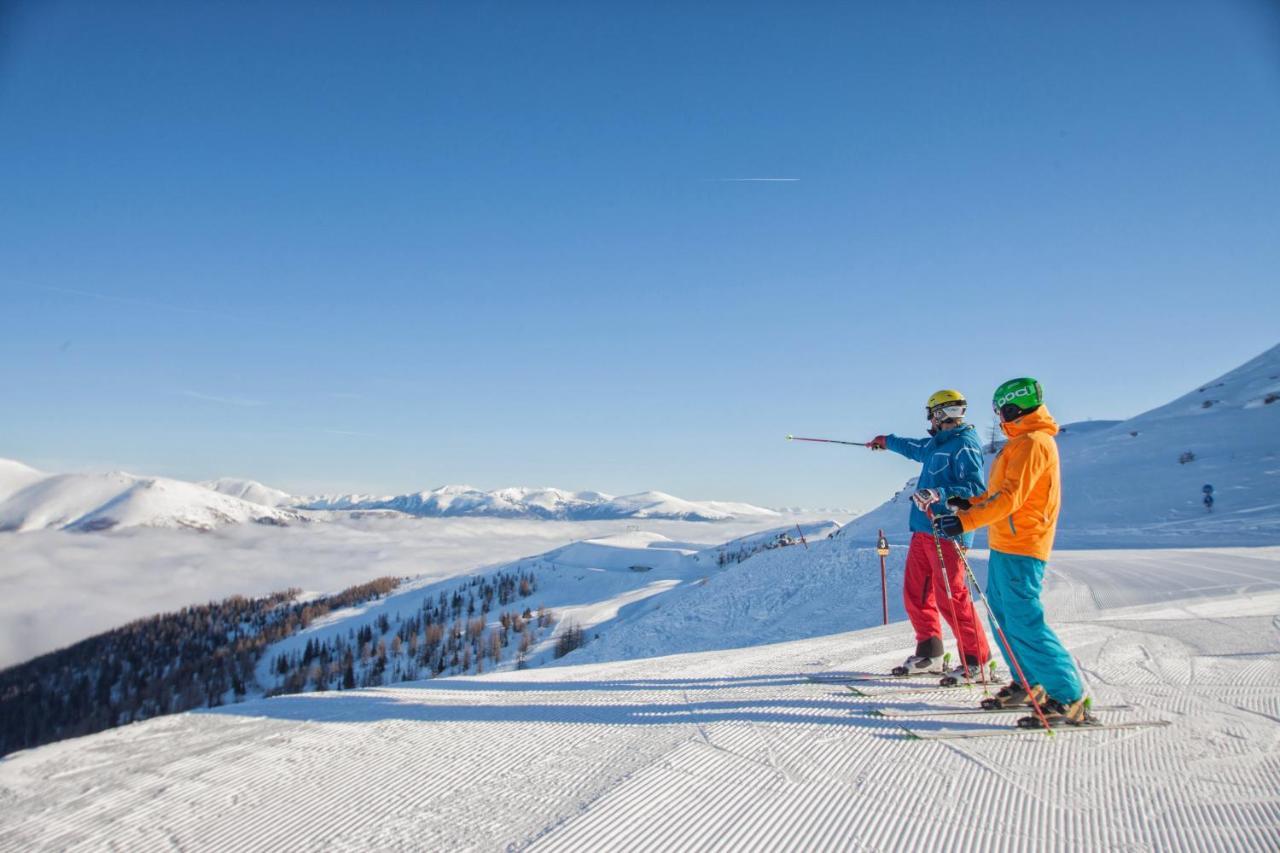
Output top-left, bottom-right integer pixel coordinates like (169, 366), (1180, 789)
(0, 513), (845, 668)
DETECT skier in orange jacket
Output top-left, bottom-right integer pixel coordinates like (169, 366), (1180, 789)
(933, 378), (1089, 726)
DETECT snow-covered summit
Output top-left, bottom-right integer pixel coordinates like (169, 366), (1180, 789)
(1058, 342), (1280, 545)
(0, 464), (301, 533)
(201, 478), (295, 508)
(0, 459), (45, 503)
(1129, 341), (1280, 422)
(0, 459), (780, 533)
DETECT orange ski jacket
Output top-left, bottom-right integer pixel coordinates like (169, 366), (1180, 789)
(955, 406), (1061, 560)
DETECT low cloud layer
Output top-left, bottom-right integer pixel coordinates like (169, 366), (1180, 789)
(0, 515), (824, 668)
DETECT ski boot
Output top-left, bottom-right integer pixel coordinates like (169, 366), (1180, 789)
(980, 680), (1046, 711)
(891, 637), (944, 676)
(1017, 697), (1095, 729)
(939, 656), (992, 688)
(891, 655), (939, 677)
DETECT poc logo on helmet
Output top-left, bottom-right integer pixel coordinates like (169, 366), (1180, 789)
(996, 387), (1035, 407)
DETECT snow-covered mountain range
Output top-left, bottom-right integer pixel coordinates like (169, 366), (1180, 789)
(291, 485), (779, 522)
(0, 462), (779, 533)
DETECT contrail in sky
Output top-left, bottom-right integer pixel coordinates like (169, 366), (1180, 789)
(181, 390), (266, 407)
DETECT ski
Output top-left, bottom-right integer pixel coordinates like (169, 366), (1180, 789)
(807, 670), (941, 684)
(902, 719), (1171, 740)
(873, 703), (1131, 719)
(846, 681), (989, 697)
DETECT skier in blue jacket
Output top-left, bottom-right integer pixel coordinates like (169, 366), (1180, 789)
(869, 389), (991, 678)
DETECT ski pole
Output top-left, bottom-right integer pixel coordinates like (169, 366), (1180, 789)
(925, 508), (971, 684)
(945, 535), (1055, 736)
(876, 529), (889, 626)
(785, 435), (873, 447)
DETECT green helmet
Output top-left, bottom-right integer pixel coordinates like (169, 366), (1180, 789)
(993, 377), (1043, 421)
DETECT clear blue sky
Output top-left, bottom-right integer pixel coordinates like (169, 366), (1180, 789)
(2, 1), (1278, 509)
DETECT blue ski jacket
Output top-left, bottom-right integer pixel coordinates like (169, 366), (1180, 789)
(885, 424), (987, 546)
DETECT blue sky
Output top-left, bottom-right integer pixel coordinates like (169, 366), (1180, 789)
(2, 1), (1278, 509)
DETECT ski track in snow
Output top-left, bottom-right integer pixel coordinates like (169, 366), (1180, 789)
(3, 549), (1280, 851)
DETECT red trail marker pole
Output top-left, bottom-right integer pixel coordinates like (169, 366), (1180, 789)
(876, 529), (890, 626)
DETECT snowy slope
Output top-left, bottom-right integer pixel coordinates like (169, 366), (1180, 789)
(0, 469), (300, 533)
(251, 521), (846, 691)
(0, 459), (46, 503)
(296, 485), (779, 521)
(251, 531), (712, 690)
(3, 545), (1278, 850)
(540, 530), (699, 572)
(564, 527), (911, 666)
(687, 519), (843, 567)
(1057, 342), (1280, 545)
(583, 490), (779, 521)
(841, 342), (1280, 547)
(201, 477), (295, 508)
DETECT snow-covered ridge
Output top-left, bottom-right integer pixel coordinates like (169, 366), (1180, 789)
(294, 486), (779, 522)
(0, 469), (301, 533)
(0, 459), (46, 503)
(0, 461), (780, 534)
(200, 478), (295, 508)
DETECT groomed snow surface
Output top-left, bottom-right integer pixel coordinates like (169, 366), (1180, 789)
(2, 544), (1278, 851)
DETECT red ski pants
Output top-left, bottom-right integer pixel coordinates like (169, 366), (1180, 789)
(903, 532), (990, 663)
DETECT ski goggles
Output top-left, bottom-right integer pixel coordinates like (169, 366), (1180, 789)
(927, 403), (966, 422)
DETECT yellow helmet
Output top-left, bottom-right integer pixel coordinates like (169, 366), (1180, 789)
(927, 389), (965, 409)
(926, 389), (967, 422)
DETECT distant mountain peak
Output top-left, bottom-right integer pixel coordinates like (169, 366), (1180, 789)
(0, 465), (300, 533)
(295, 484), (778, 521)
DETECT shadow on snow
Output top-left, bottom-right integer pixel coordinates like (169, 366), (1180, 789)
(197, 673), (947, 733)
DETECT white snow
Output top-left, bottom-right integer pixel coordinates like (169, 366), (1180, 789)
(250, 520), (848, 688)
(201, 477), (295, 508)
(2, 544), (1277, 850)
(0, 469), (299, 533)
(0, 459), (45, 503)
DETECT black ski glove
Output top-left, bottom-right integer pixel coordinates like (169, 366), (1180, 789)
(945, 496), (972, 511)
(933, 514), (964, 538)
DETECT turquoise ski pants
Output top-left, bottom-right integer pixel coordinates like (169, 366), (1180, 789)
(985, 549), (1083, 703)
